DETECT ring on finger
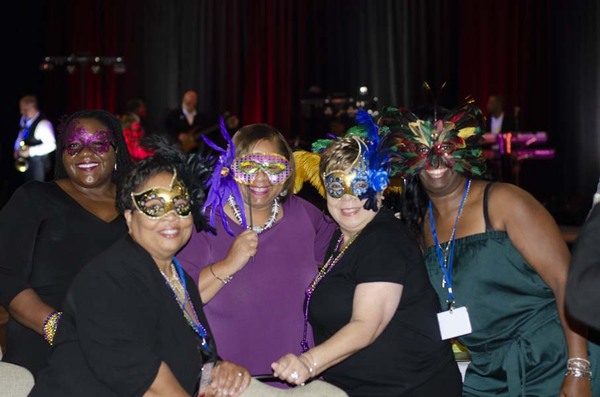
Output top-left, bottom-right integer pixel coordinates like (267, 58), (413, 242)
(290, 371), (299, 380)
(237, 372), (243, 377)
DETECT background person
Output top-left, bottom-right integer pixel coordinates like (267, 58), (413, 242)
(30, 145), (251, 396)
(13, 94), (56, 183)
(272, 116), (461, 397)
(0, 109), (132, 376)
(178, 123), (336, 382)
(162, 90), (211, 152)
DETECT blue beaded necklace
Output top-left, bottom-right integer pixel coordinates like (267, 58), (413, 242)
(160, 257), (211, 355)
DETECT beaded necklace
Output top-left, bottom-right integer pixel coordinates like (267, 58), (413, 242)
(301, 232), (359, 351)
(160, 258), (211, 355)
(227, 195), (280, 234)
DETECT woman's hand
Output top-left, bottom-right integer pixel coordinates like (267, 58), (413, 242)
(223, 229), (258, 272)
(271, 353), (311, 386)
(205, 361), (251, 397)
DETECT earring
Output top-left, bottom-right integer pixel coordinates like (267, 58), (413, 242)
(114, 162), (117, 171)
(279, 189), (288, 197)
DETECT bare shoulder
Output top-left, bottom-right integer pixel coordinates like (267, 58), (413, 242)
(485, 182), (551, 227)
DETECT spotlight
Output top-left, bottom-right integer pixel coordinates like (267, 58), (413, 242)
(112, 57), (126, 74)
(359, 86), (368, 95)
(91, 57), (102, 74)
(39, 57), (55, 71)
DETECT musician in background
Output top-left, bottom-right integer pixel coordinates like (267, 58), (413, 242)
(485, 94), (516, 134)
(13, 95), (56, 182)
(162, 90), (211, 152)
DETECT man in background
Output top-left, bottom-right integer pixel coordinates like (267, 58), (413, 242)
(486, 94), (517, 134)
(13, 95), (56, 183)
(162, 90), (211, 152)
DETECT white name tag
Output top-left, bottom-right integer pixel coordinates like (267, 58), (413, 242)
(437, 306), (472, 340)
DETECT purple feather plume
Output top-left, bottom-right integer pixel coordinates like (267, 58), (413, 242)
(201, 117), (247, 236)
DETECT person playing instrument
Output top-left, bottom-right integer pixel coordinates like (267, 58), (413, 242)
(0, 109), (132, 375)
(271, 110), (462, 396)
(12, 94), (56, 183)
(178, 121), (336, 383)
(30, 140), (251, 396)
(162, 90), (212, 152)
(386, 102), (600, 396)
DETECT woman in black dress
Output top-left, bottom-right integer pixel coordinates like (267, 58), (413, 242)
(0, 109), (132, 375)
(30, 143), (252, 396)
(272, 112), (462, 397)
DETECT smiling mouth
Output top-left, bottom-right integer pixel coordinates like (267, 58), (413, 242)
(160, 228), (180, 238)
(77, 162), (99, 170)
(340, 207), (360, 216)
(249, 186), (270, 195)
(425, 168), (448, 178)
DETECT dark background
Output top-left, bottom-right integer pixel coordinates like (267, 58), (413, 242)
(1, 0), (599, 225)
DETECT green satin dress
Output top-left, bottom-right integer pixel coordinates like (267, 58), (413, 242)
(423, 184), (600, 397)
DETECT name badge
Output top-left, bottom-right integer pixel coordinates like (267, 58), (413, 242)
(437, 306), (472, 340)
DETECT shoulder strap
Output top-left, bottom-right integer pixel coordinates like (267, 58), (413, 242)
(483, 182), (496, 231)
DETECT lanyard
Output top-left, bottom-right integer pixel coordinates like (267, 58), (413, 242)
(428, 179), (471, 308)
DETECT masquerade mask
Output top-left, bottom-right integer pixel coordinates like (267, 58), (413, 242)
(323, 139), (371, 200)
(382, 104), (486, 177)
(231, 152), (291, 185)
(64, 125), (116, 156)
(131, 171), (191, 219)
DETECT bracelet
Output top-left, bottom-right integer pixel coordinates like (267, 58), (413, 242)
(298, 352), (317, 377)
(43, 310), (63, 346)
(210, 264), (233, 285)
(565, 357), (592, 380)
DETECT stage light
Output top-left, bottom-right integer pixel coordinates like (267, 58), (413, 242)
(91, 57), (103, 74)
(39, 57), (55, 71)
(112, 57), (126, 74)
(359, 86), (368, 95)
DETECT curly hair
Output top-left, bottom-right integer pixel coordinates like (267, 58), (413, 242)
(54, 109), (132, 183)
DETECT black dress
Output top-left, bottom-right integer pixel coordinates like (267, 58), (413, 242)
(309, 208), (461, 397)
(30, 235), (216, 396)
(0, 181), (127, 375)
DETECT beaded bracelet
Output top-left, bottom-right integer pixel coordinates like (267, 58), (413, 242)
(210, 265), (234, 285)
(43, 310), (63, 346)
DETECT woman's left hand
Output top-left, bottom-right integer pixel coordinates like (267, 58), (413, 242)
(205, 361), (251, 397)
(271, 353), (310, 386)
(560, 375), (591, 397)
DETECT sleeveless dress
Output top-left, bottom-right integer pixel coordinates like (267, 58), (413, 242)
(423, 183), (600, 397)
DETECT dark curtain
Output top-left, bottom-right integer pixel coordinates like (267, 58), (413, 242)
(3, 0), (599, 216)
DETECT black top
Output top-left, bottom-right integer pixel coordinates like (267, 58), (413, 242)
(310, 208), (456, 396)
(0, 181), (127, 375)
(30, 236), (216, 396)
(566, 204), (600, 330)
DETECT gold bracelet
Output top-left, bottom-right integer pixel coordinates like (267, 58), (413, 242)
(210, 264), (233, 285)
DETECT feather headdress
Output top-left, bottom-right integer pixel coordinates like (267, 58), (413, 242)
(294, 109), (402, 209)
(379, 99), (487, 177)
(201, 117), (247, 236)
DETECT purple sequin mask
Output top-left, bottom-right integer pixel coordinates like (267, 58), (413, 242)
(231, 152), (291, 185)
(131, 171), (192, 219)
(63, 124), (116, 156)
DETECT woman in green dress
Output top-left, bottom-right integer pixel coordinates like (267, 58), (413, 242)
(384, 102), (598, 397)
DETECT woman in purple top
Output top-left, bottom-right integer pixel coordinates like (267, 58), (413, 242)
(178, 123), (336, 379)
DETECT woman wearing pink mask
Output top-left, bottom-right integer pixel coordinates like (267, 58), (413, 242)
(0, 109), (132, 376)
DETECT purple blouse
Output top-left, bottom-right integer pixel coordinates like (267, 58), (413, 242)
(178, 195), (336, 376)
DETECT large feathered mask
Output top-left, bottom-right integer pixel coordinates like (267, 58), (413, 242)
(379, 101), (487, 177)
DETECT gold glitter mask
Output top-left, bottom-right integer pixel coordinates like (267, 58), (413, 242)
(131, 171), (191, 219)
